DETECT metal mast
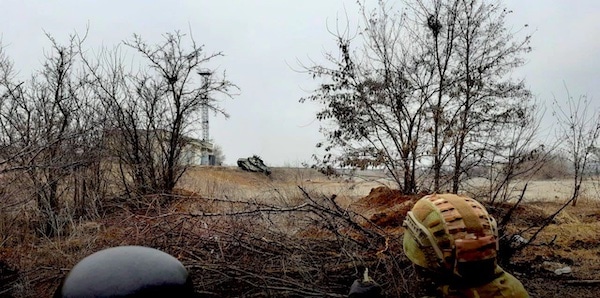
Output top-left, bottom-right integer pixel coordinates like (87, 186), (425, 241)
(198, 71), (212, 142)
(201, 99), (209, 142)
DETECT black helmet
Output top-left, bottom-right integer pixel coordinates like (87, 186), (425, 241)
(54, 246), (194, 297)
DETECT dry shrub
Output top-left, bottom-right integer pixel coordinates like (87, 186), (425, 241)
(169, 191), (420, 297)
(2, 185), (432, 297)
(7, 170), (537, 297)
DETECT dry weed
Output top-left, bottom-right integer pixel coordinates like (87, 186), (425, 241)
(3, 167), (600, 297)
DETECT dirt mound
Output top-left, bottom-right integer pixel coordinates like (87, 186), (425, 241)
(358, 186), (409, 207)
(354, 186), (420, 229)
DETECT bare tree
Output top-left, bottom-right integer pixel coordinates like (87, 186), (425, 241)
(409, 0), (460, 192)
(446, 0), (533, 193)
(81, 31), (236, 197)
(408, 0), (533, 192)
(301, 0), (534, 194)
(553, 87), (600, 206)
(0, 29), (237, 235)
(300, 2), (429, 193)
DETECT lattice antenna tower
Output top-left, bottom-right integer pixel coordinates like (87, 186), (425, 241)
(198, 71), (212, 142)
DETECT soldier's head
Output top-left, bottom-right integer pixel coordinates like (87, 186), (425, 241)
(54, 246), (195, 298)
(403, 194), (498, 283)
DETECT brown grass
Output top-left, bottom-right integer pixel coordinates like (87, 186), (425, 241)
(2, 167), (600, 297)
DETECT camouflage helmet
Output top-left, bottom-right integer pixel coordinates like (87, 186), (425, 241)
(403, 194), (498, 280)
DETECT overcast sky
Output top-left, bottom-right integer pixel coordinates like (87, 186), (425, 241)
(1, 1), (599, 166)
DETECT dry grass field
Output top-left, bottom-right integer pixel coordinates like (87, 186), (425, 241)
(1, 166), (600, 297)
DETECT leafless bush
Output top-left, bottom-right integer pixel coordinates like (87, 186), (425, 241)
(0, 27), (238, 238)
(552, 87), (600, 206)
(3, 187), (425, 297)
(0, 34), (108, 237)
(160, 189), (420, 297)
